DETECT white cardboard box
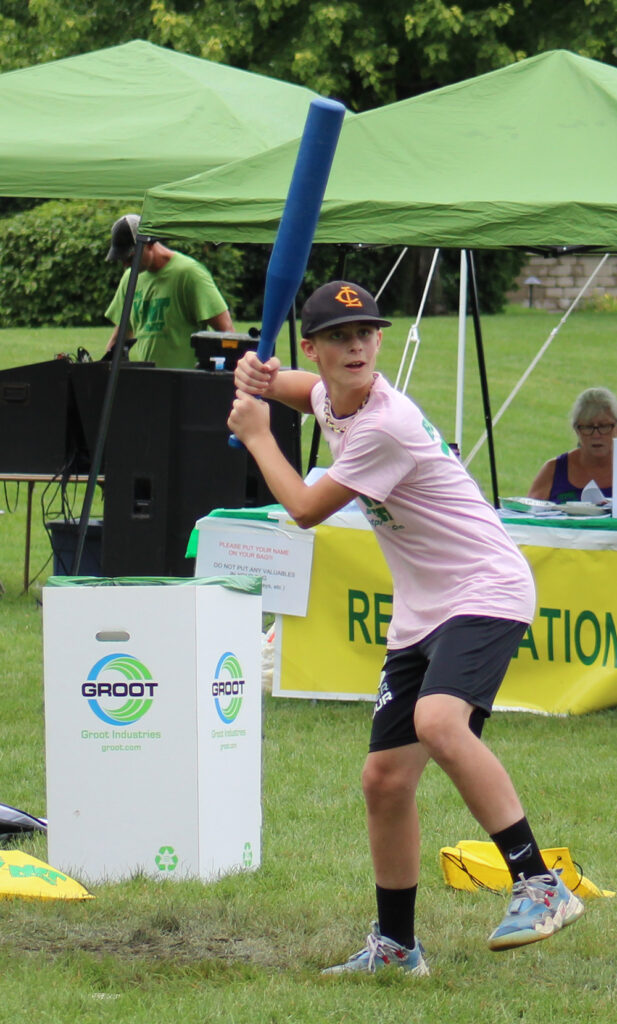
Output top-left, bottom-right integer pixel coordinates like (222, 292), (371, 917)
(43, 580), (262, 883)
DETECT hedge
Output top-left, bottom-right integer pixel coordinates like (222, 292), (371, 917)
(0, 199), (247, 328)
(0, 200), (129, 327)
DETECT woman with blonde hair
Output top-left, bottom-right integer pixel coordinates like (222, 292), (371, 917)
(528, 387), (617, 502)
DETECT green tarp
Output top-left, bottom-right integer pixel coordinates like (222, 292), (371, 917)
(46, 575), (262, 591)
(0, 40), (323, 200)
(141, 50), (617, 249)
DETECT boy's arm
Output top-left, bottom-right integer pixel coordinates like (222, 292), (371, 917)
(235, 350), (318, 414)
(227, 392), (356, 528)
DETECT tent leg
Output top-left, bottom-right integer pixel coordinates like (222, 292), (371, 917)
(70, 239), (145, 574)
(336, 246), (348, 278)
(286, 302), (303, 474)
(307, 421), (321, 474)
(287, 302), (298, 369)
(466, 251), (499, 508)
(455, 250), (467, 451)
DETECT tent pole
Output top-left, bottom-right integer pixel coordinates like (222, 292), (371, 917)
(465, 250), (499, 508)
(287, 301), (298, 368)
(375, 247), (408, 301)
(286, 301), (303, 474)
(306, 278), (322, 473)
(307, 418), (321, 474)
(455, 250), (467, 451)
(70, 238), (145, 574)
(336, 246), (348, 278)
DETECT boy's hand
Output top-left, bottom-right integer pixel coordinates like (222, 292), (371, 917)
(228, 390), (272, 446)
(235, 351), (281, 397)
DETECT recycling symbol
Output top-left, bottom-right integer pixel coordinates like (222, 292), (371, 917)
(242, 842), (253, 868)
(155, 846), (178, 872)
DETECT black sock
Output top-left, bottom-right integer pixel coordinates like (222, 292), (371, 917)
(376, 884), (417, 949)
(490, 817), (547, 882)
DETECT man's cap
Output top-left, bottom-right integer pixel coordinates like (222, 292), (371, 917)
(301, 281), (392, 337)
(106, 213), (142, 262)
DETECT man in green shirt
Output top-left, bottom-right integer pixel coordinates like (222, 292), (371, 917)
(104, 214), (234, 369)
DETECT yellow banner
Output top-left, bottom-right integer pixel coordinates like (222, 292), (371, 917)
(276, 529), (617, 714)
(498, 544), (617, 714)
(278, 526), (386, 700)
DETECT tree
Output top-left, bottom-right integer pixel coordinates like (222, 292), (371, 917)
(4, 1), (617, 109)
(149, 0), (617, 109)
(0, 0), (151, 72)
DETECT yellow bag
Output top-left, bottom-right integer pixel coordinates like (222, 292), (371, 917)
(0, 850), (94, 901)
(439, 841), (614, 900)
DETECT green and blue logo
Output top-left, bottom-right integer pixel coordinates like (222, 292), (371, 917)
(212, 651), (245, 724)
(81, 653), (157, 726)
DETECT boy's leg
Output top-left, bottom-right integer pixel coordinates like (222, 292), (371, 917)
(363, 743), (429, 950)
(322, 743), (431, 976)
(363, 742), (429, 889)
(322, 652), (431, 976)
(413, 692), (525, 835)
(412, 615), (584, 950)
(414, 693), (548, 877)
(411, 615), (537, 841)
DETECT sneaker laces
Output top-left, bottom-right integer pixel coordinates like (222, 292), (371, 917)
(364, 925), (407, 971)
(511, 872), (557, 909)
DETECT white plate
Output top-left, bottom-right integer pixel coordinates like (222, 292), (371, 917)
(561, 501), (610, 517)
(499, 497), (558, 514)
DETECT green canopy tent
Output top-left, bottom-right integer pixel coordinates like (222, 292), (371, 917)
(140, 49), (617, 507)
(140, 49), (617, 249)
(0, 39), (324, 200)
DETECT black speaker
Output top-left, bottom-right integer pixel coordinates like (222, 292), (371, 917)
(100, 367), (176, 577)
(69, 360), (154, 472)
(98, 368), (248, 576)
(165, 369), (249, 574)
(0, 360), (71, 474)
(68, 362), (112, 471)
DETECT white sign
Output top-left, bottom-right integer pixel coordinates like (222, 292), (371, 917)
(195, 514), (314, 616)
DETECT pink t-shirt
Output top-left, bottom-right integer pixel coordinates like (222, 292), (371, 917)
(312, 374), (536, 648)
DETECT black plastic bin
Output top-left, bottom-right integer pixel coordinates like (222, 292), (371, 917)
(46, 519), (103, 577)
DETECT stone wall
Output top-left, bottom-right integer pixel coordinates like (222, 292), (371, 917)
(507, 253), (617, 311)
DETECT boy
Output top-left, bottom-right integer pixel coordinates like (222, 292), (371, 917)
(228, 280), (583, 975)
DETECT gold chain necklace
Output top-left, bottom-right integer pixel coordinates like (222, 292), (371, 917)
(323, 374), (377, 434)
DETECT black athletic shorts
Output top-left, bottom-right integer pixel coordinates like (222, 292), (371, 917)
(369, 614), (528, 752)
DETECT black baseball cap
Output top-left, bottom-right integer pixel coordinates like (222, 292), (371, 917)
(106, 213), (142, 262)
(301, 281), (392, 337)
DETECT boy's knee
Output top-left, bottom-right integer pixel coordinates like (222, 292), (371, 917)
(414, 695), (479, 763)
(413, 701), (442, 751)
(362, 756), (411, 806)
(361, 758), (382, 801)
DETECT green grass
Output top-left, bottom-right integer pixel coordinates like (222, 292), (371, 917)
(1, 313), (617, 1021)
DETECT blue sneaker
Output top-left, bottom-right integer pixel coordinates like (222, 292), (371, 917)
(488, 870), (584, 951)
(322, 922), (429, 975)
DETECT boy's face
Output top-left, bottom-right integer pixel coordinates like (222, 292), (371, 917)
(300, 322), (382, 388)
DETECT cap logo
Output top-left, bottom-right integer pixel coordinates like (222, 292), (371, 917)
(335, 286), (364, 309)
